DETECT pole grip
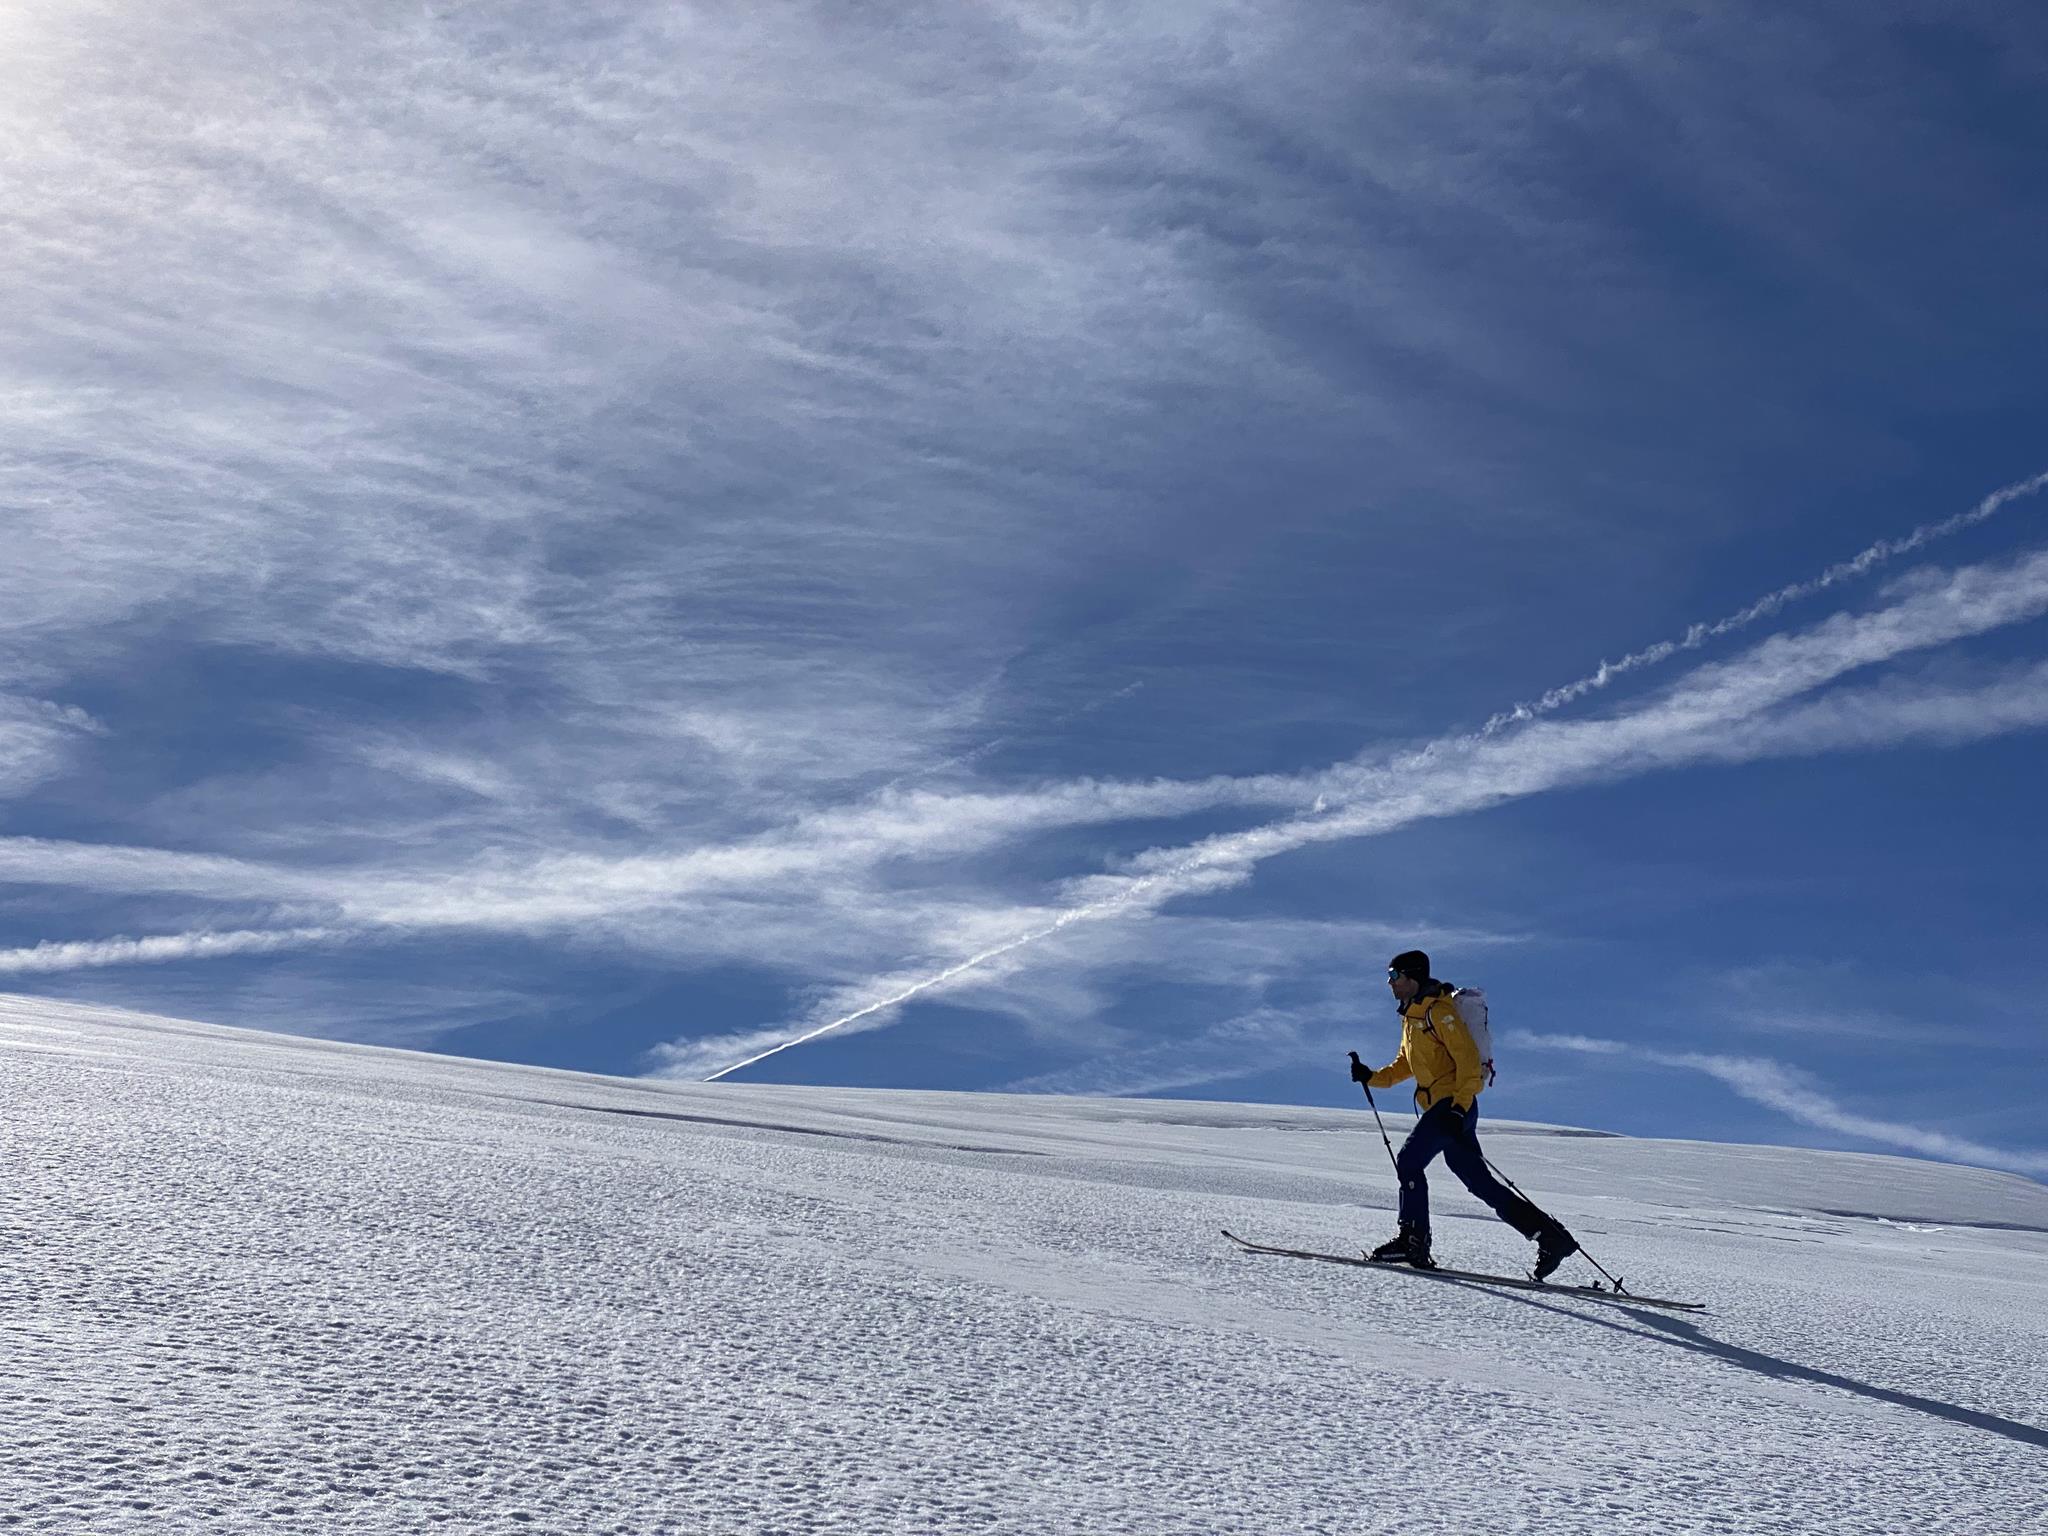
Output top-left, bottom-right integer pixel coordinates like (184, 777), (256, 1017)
(1349, 1051), (1374, 1104)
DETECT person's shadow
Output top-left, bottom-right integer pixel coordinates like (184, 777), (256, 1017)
(1466, 1281), (2048, 1450)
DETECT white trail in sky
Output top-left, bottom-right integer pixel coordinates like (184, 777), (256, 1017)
(1479, 469), (2048, 734)
(705, 473), (2048, 1080)
(702, 876), (1169, 1081)
(0, 926), (341, 975)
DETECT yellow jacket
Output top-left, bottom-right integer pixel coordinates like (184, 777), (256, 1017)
(1367, 990), (1486, 1113)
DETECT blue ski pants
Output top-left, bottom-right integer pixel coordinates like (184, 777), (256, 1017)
(1396, 1101), (1548, 1242)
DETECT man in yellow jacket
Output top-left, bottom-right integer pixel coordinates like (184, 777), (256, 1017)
(1351, 949), (1578, 1278)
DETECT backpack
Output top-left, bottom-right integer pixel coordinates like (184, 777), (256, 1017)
(1449, 986), (1497, 1086)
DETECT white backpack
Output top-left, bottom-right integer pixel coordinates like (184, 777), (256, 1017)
(1450, 986), (1496, 1086)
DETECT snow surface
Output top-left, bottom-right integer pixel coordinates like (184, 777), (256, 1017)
(3, 994), (2044, 1535)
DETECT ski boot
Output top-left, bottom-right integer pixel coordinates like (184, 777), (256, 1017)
(1532, 1223), (1580, 1282)
(1368, 1226), (1436, 1270)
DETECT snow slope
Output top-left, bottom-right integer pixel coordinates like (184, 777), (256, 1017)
(3, 995), (2042, 1535)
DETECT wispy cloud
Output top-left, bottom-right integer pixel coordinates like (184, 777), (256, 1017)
(695, 540), (2048, 1075)
(1512, 1032), (2048, 1177)
(1681, 655), (2048, 761)
(0, 694), (104, 799)
(6, 2), (1376, 713)
(0, 839), (324, 904)
(19, 2), (2017, 861)
(0, 927), (342, 975)
(1000, 1007), (1330, 1100)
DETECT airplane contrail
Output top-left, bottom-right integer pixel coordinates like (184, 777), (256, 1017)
(1479, 469), (2048, 734)
(0, 926), (342, 974)
(701, 876), (1166, 1080)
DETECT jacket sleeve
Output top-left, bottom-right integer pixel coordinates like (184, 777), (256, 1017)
(1433, 999), (1485, 1109)
(1367, 1048), (1413, 1090)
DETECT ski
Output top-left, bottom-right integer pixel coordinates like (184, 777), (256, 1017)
(1220, 1229), (1707, 1312)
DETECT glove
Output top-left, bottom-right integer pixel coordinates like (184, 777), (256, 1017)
(1348, 1051), (1373, 1086)
(1436, 1098), (1470, 1129)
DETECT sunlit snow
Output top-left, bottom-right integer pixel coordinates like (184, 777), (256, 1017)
(3, 995), (2042, 1533)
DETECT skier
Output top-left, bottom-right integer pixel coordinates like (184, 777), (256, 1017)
(1350, 949), (1580, 1279)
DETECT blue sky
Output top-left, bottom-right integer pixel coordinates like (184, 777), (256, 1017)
(5, 2), (2046, 1179)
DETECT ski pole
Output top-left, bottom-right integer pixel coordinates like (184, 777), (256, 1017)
(1349, 1051), (1401, 1180)
(1481, 1151), (1631, 1294)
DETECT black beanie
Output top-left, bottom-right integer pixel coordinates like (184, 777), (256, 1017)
(1389, 949), (1431, 981)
